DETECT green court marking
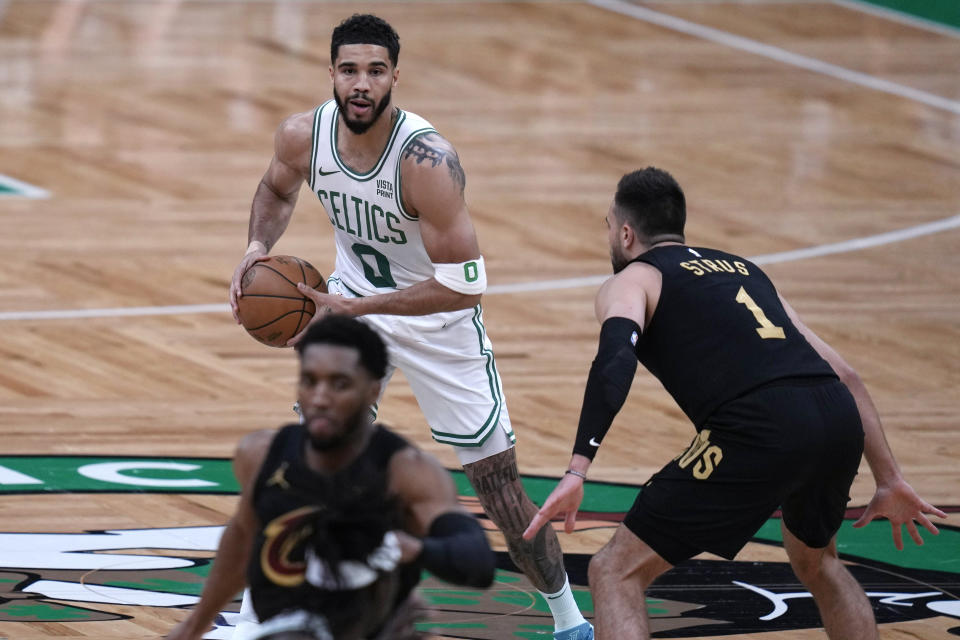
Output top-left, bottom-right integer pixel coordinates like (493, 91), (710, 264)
(859, 0), (960, 29)
(101, 563), (210, 596)
(753, 518), (960, 573)
(1, 602), (94, 621)
(450, 471), (637, 512)
(0, 456), (238, 494)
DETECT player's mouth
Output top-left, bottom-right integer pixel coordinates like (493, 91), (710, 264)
(348, 98), (373, 117)
(307, 415), (338, 434)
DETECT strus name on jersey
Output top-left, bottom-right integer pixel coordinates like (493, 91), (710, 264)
(316, 188), (407, 246)
(680, 258), (750, 277)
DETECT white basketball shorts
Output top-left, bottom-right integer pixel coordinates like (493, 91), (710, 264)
(327, 276), (516, 465)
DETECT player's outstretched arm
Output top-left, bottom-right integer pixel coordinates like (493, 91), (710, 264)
(389, 446), (495, 588)
(779, 295), (947, 549)
(525, 265), (653, 540)
(230, 112), (313, 322)
(166, 430), (273, 640)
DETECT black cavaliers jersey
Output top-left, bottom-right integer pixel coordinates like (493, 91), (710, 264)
(633, 245), (836, 427)
(247, 423), (420, 626)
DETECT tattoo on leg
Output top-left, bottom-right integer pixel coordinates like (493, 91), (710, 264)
(464, 449), (566, 592)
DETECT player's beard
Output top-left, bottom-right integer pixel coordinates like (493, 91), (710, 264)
(307, 407), (369, 452)
(334, 87), (393, 135)
(610, 245), (630, 274)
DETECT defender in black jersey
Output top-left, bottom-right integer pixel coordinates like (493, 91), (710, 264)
(168, 316), (495, 640)
(525, 168), (945, 640)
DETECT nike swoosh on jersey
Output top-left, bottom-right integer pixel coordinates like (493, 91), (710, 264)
(317, 167), (340, 176)
(589, 437), (601, 447)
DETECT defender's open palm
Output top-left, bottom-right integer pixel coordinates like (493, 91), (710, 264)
(522, 475), (585, 540)
(853, 478), (947, 550)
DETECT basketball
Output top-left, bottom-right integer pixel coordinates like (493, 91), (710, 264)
(236, 255), (327, 347)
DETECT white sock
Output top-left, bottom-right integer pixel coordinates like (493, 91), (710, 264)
(539, 574), (587, 632)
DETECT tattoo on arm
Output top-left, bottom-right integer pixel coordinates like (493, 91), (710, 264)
(403, 133), (467, 195)
(445, 155), (466, 194)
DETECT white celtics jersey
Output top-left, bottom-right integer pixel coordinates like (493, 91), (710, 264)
(308, 100), (437, 297)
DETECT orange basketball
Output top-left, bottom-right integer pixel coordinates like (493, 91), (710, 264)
(236, 255), (327, 347)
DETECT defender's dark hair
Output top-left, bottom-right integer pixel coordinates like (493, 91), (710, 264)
(613, 167), (686, 239)
(296, 315), (388, 379)
(330, 14), (400, 67)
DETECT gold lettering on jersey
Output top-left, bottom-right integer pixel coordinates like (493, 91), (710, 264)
(693, 445), (723, 479)
(681, 259), (750, 277)
(676, 429), (711, 467)
(676, 429), (723, 480)
(735, 287), (786, 339)
(260, 505), (318, 587)
(715, 260), (736, 273)
(316, 190), (407, 245)
(701, 259), (720, 272)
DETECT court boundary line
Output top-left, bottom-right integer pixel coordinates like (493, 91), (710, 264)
(586, 0), (960, 115)
(1, 213), (957, 321)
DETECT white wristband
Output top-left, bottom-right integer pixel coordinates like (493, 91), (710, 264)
(432, 257), (487, 295)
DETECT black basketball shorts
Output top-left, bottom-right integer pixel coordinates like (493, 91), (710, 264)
(623, 377), (864, 565)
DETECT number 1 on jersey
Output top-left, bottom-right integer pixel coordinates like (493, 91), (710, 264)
(735, 287), (786, 339)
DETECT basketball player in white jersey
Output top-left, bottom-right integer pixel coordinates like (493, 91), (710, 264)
(227, 14), (593, 640)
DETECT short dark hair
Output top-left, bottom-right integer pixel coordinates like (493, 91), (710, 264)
(330, 14), (400, 67)
(295, 315), (388, 379)
(613, 167), (686, 239)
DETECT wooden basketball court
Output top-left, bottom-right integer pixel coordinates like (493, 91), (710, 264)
(0, 0), (958, 638)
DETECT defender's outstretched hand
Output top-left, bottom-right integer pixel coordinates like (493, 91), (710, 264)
(522, 473), (585, 541)
(852, 478), (947, 550)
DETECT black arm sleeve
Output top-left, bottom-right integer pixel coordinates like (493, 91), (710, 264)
(418, 512), (495, 588)
(572, 316), (641, 460)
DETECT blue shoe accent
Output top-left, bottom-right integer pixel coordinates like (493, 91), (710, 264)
(553, 621), (594, 640)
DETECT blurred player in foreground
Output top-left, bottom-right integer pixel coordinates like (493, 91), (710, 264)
(168, 315), (494, 640)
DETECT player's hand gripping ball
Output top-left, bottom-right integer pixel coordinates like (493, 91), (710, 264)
(236, 255), (327, 347)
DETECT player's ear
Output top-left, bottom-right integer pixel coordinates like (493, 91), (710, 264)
(392, 65), (399, 87)
(620, 222), (636, 250)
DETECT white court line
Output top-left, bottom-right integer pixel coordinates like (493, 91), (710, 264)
(587, 0), (960, 115)
(0, 304), (230, 321)
(748, 214), (960, 264)
(0, 174), (50, 199)
(1, 214), (957, 322)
